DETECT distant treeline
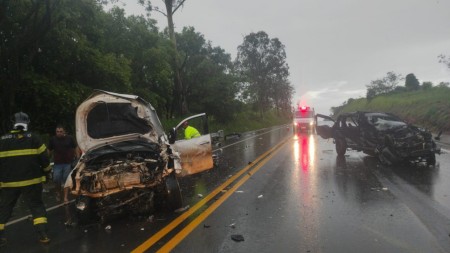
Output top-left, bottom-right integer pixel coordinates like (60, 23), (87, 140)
(0, 0), (293, 135)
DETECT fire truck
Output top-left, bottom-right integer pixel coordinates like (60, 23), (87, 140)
(293, 105), (315, 134)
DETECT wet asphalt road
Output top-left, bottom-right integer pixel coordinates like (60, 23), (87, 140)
(2, 126), (450, 252)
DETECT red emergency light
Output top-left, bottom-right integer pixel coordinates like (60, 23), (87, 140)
(299, 106), (309, 112)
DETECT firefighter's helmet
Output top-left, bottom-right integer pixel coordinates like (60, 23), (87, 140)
(13, 112), (30, 130)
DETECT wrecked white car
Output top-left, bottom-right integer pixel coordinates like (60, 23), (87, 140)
(315, 111), (440, 166)
(66, 90), (213, 223)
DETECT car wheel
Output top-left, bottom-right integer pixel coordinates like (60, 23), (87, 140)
(335, 138), (347, 156)
(426, 154), (436, 166)
(164, 173), (183, 211)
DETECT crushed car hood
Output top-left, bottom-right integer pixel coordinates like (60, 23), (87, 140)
(76, 90), (166, 152)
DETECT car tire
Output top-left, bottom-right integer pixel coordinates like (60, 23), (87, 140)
(335, 138), (347, 156)
(164, 173), (183, 211)
(426, 154), (436, 166)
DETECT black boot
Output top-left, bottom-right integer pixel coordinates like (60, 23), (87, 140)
(0, 230), (7, 247)
(35, 224), (50, 244)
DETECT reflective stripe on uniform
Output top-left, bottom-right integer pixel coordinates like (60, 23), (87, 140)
(0, 144), (47, 158)
(33, 217), (47, 225)
(0, 176), (46, 187)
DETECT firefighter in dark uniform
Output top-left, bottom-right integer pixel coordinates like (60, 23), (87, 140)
(0, 112), (51, 247)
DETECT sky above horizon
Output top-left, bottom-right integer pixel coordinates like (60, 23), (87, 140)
(111, 0), (450, 115)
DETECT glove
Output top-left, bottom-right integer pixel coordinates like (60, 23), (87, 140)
(45, 170), (53, 182)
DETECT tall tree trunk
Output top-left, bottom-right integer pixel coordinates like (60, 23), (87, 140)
(165, 0), (188, 116)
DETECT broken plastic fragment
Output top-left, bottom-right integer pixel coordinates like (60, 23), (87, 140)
(231, 234), (245, 242)
(198, 194), (204, 198)
(258, 195), (263, 198)
(174, 205), (190, 213)
(105, 225), (111, 230)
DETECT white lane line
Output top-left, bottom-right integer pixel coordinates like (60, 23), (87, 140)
(6, 200), (75, 226)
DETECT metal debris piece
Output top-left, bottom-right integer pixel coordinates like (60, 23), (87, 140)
(231, 234), (245, 242)
(174, 205), (190, 213)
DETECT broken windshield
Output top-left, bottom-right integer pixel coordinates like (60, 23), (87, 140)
(366, 113), (407, 131)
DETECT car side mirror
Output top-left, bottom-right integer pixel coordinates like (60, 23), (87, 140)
(168, 127), (176, 144)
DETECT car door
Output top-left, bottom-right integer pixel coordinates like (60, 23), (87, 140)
(315, 114), (335, 139)
(170, 113), (214, 177)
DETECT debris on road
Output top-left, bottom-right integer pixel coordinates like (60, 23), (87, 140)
(231, 234), (245, 242)
(229, 223), (236, 229)
(258, 194), (263, 198)
(203, 224), (211, 228)
(236, 191), (244, 193)
(198, 194), (204, 198)
(105, 225), (111, 231)
(174, 205), (190, 213)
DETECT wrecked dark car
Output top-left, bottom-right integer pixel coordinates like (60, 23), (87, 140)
(65, 90), (213, 223)
(315, 111), (440, 166)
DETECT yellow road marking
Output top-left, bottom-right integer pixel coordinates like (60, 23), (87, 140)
(132, 137), (289, 253)
(157, 140), (286, 252)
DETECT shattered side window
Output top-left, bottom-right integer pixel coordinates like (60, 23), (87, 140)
(366, 114), (406, 131)
(87, 103), (152, 138)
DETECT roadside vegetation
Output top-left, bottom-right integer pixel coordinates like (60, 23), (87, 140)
(331, 72), (450, 133)
(0, 0), (293, 136)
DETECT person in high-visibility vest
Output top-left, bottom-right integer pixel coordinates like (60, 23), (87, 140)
(182, 121), (201, 140)
(0, 112), (52, 247)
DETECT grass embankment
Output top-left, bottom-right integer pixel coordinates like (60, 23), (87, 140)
(338, 86), (450, 132)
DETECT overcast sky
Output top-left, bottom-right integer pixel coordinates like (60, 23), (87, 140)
(113, 0), (450, 115)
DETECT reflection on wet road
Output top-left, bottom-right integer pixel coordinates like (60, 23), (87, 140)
(3, 126), (450, 253)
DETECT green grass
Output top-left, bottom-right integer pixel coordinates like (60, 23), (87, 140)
(337, 87), (450, 132)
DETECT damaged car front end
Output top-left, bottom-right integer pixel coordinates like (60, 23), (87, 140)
(315, 111), (440, 166)
(66, 90), (213, 223)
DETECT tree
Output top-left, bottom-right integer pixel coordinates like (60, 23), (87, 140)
(176, 27), (240, 122)
(438, 54), (450, 69)
(146, 0), (188, 116)
(0, 0), (63, 132)
(366, 71), (403, 100)
(422, 81), (433, 90)
(235, 31), (292, 117)
(405, 73), (420, 91)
